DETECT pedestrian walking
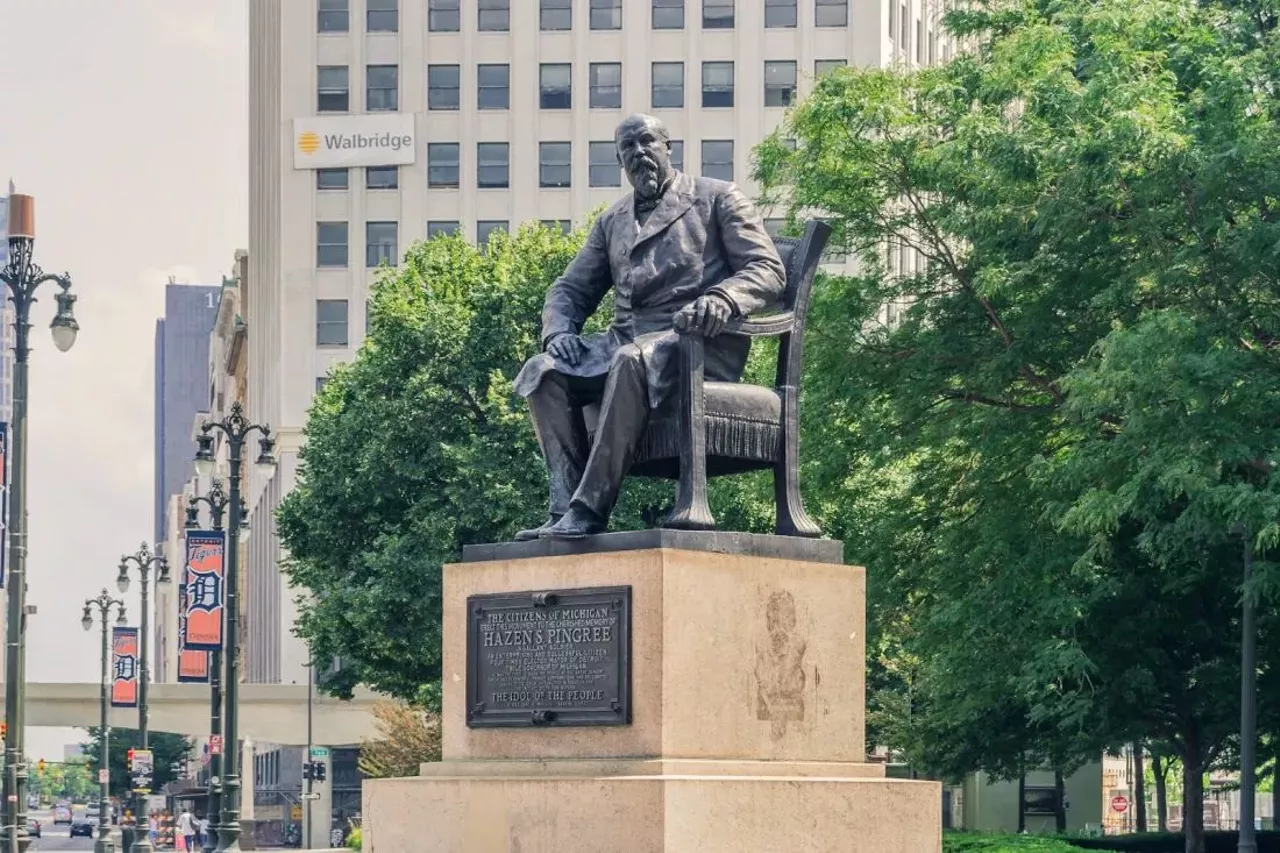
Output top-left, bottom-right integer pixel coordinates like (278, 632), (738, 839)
(198, 814), (211, 847)
(178, 807), (197, 851)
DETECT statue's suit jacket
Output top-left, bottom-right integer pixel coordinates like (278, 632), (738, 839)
(514, 171), (786, 412)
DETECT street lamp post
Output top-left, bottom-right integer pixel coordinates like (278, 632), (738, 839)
(194, 402), (274, 853)
(82, 588), (127, 853)
(116, 543), (170, 853)
(0, 193), (80, 853)
(184, 480), (247, 853)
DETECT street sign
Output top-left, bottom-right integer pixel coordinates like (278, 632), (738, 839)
(98, 769), (109, 784)
(1111, 795), (1129, 814)
(309, 746), (329, 759)
(301, 793), (321, 800)
(209, 735), (223, 755)
(130, 749), (154, 774)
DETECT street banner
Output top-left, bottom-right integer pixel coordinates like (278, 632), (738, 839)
(110, 627), (140, 708)
(183, 530), (226, 651)
(0, 179), (10, 265)
(0, 422), (8, 585)
(176, 562), (209, 683)
(130, 748), (154, 794)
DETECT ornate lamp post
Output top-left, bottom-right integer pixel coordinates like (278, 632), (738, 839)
(82, 589), (127, 853)
(115, 543), (170, 853)
(184, 481), (247, 853)
(0, 193), (80, 853)
(193, 403), (274, 853)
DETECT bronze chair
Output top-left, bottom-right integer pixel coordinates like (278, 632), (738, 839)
(627, 219), (832, 537)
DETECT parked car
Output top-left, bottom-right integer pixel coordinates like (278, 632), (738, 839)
(25, 819), (40, 839)
(70, 816), (94, 838)
(52, 806), (71, 825)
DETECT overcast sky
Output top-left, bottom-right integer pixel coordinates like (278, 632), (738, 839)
(0, 1), (248, 760)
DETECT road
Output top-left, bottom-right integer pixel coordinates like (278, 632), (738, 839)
(28, 808), (102, 851)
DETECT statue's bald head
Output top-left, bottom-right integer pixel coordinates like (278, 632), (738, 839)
(614, 114), (674, 201)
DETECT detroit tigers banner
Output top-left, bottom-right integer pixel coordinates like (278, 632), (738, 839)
(183, 530), (226, 652)
(0, 422), (8, 585)
(110, 627), (140, 708)
(176, 563), (210, 683)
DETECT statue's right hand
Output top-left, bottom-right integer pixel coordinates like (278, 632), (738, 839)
(547, 333), (587, 366)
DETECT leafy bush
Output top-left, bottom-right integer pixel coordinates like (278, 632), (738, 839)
(1067, 831), (1280, 852)
(346, 825), (362, 850)
(945, 834), (1116, 853)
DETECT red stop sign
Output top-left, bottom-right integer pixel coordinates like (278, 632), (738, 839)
(1111, 796), (1129, 813)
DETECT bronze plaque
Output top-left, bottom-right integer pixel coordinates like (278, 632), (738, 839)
(466, 585), (631, 728)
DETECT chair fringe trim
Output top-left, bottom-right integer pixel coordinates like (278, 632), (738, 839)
(635, 416), (782, 464)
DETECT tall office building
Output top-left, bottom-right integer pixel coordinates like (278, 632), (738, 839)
(247, 0), (948, 684)
(154, 280), (221, 544)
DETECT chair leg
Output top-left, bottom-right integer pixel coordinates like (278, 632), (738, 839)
(774, 388), (821, 538)
(665, 333), (716, 531)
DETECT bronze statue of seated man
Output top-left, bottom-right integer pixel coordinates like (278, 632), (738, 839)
(514, 113), (786, 540)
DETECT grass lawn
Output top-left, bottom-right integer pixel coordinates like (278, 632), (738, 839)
(944, 834), (1119, 853)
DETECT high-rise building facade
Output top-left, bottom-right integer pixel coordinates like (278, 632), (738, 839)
(154, 281), (221, 544)
(247, 0), (948, 684)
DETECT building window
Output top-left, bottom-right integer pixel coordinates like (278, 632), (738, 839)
(669, 139), (684, 172)
(590, 63), (622, 109)
(651, 62), (684, 109)
(477, 64), (510, 109)
(765, 0), (797, 27)
(318, 0), (349, 32)
(590, 0), (622, 29)
(366, 221), (399, 267)
(703, 0), (733, 28)
(589, 141), (621, 187)
(428, 0), (461, 31)
(316, 168), (349, 190)
(541, 220), (572, 233)
(916, 18), (923, 63)
(316, 299), (349, 346)
(701, 140), (734, 181)
(428, 64), (461, 110)
(816, 0), (848, 26)
(367, 0), (398, 32)
(366, 65), (398, 111)
(540, 63), (572, 109)
(764, 61), (797, 107)
(477, 142), (510, 188)
(366, 166), (398, 190)
(479, 0), (510, 30)
(702, 61), (734, 108)
(427, 143), (460, 188)
(477, 220), (509, 246)
(427, 221), (460, 238)
(317, 66), (349, 112)
(541, 0), (571, 30)
(901, 3), (908, 53)
(653, 0), (684, 28)
(539, 142), (572, 188)
(316, 222), (349, 267)
(316, 376), (329, 393)
(815, 59), (846, 77)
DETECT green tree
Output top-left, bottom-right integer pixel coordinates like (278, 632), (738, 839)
(754, 0), (1280, 850)
(81, 729), (191, 800)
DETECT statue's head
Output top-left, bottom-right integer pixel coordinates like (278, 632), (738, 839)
(615, 114), (673, 201)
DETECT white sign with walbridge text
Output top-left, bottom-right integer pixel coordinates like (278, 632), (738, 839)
(293, 113), (416, 170)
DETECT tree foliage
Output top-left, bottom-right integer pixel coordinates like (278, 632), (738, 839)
(357, 701), (442, 778)
(81, 729), (191, 800)
(754, 0), (1280, 849)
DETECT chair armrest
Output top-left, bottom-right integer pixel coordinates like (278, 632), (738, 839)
(673, 311), (796, 337)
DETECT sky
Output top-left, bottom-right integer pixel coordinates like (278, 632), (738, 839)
(0, 1), (248, 760)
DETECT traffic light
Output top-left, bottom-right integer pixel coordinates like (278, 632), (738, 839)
(37, 759), (45, 774)
(302, 762), (313, 781)
(314, 762), (326, 783)
(127, 749), (136, 768)
(1, 723), (6, 739)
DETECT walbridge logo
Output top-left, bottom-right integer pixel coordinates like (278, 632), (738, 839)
(292, 113), (416, 170)
(298, 131), (321, 155)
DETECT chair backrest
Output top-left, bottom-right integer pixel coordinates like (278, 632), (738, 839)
(768, 219), (833, 388)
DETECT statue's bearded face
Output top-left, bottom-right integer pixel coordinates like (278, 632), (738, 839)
(616, 120), (672, 201)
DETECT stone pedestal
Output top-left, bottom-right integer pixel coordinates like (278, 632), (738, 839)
(365, 531), (940, 852)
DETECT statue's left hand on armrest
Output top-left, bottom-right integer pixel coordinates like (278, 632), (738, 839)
(673, 293), (735, 337)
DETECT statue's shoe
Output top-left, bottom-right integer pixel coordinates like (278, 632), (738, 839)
(540, 508), (606, 539)
(514, 515), (562, 541)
